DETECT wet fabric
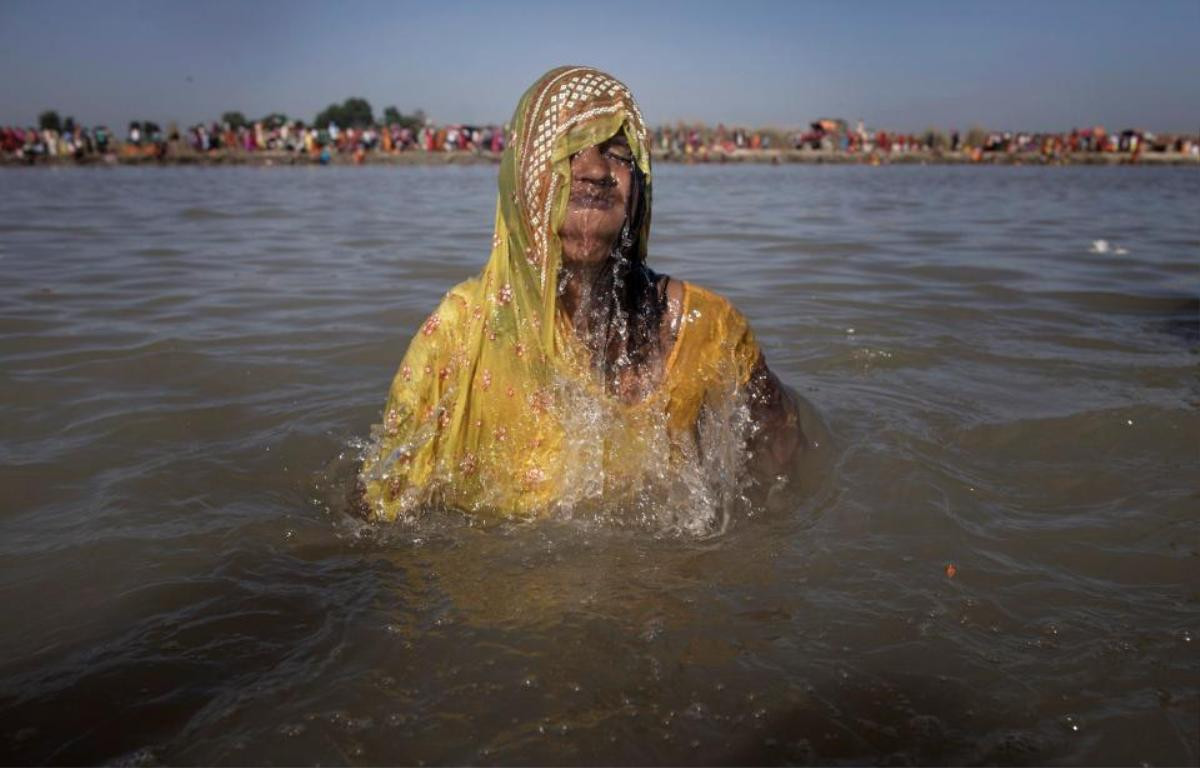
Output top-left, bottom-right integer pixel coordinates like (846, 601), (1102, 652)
(360, 66), (761, 520)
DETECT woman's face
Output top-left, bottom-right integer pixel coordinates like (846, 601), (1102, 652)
(558, 132), (635, 265)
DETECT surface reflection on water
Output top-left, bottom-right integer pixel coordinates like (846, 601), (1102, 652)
(0, 165), (1196, 765)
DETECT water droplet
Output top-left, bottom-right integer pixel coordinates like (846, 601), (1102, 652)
(386, 713), (407, 727)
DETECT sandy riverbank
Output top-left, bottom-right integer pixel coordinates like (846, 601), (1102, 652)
(5, 147), (1197, 167)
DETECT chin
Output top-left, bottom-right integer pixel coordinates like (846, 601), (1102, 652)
(560, 246), (616, 266)
(559, 227), (622, 264)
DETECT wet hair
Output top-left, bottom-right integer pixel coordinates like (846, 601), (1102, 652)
(588, 163), (669, 385)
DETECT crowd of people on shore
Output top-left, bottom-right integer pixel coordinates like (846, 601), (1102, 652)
(662, 120), (1200, 160)
(178, 120), (507, 157)
(2, 123), (115, 160)
(0, 119), (509, 164)
(3, 116), (1198, 164)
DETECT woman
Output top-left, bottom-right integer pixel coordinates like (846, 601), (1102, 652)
(360, 66), (810, 523)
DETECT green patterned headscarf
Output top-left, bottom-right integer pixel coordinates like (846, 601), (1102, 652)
(361, 66), (654, 520)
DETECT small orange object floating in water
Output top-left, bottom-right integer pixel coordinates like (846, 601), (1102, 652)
(945, 563), (958, 579)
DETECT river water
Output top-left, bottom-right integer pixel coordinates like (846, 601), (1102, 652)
(1, 165), (1196, 765)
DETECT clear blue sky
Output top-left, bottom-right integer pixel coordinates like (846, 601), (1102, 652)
(2, 0), (1197, 132)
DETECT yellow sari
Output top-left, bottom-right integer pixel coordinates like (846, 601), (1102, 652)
(360, 67), (761, 521)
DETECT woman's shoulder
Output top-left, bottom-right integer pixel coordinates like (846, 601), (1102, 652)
(411, 278), (479, 343)
(445, 277), (480, 308)
(667, 280), (761, 390)
(430, 277), (480, 319)
(676, 281), (751, 328)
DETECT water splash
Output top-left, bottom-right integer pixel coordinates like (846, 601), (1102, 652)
(549, 364), (757, 537)
(346, 356), (769, 537)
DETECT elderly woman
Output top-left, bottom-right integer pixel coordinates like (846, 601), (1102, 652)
(360, 66), (811, 522)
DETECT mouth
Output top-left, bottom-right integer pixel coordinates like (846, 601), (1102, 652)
(568, 187), (617, 210)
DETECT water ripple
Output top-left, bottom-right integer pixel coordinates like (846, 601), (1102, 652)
(0, 165), (1196, 764)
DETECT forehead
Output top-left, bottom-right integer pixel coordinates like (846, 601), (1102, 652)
(518, 68), (646, 169)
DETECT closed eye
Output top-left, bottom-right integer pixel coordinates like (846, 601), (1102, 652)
(604, 148), (634, 165)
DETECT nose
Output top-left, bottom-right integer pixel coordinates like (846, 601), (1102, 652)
(571, 145), (612, 183)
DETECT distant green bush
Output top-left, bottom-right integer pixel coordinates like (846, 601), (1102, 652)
(383, 106), (424, 131)
(315, 98), (375, 129)
(38, 110), (62, 132)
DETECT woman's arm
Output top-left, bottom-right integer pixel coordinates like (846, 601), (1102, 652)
(745, 353), (807, 478)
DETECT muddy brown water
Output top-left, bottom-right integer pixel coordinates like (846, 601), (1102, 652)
(1, 165), (1197, 765)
